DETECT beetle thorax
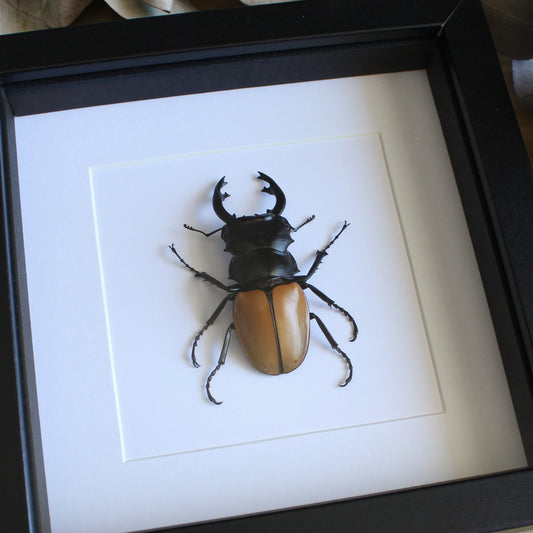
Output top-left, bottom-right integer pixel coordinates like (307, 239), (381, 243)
(221, 213), (299, 287)
(221, 213), (293, 255)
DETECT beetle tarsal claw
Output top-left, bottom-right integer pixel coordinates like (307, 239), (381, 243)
(206, 362), (224, 405)
(336, 348), (353, 387)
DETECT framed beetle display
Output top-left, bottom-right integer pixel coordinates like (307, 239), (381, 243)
(170, 173), (356, 404)
(1, 1), (533, 532)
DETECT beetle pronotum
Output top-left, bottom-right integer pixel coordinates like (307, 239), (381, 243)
(170, 172), (358, 404)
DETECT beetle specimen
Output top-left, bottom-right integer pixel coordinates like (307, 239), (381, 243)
(169, 172), (358, 404)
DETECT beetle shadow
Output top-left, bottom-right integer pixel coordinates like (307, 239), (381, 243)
(162, 244), (226, 364)
(162, 223), (256, 377)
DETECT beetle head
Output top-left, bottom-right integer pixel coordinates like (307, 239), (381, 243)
(212, 172), (286, 223)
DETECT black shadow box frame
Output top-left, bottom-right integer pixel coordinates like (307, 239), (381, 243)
(1, 0), (533, 531)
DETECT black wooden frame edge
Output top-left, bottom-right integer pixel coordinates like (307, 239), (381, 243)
(6, 38), (436, 117)
(0, 87), (32, 533)
(1, 81), (51, 531)
(1, 1), (533, 532)
(169, 468), (533, 533)
(429, 0), (533, 458)
(0, 0), (457, 83)
(443, 0), (533, 370)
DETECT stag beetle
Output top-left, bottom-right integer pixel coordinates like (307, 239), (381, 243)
(169, 172), (358, 404)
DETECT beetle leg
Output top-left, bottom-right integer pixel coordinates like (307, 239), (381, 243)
(301, 282), (358, 341)
(183, 224), (223, 237)
(191, 294), (236, 367)
(310, 313), (353, 387)
(169, 244), (235, 292)
(291, 214), (316, 232)
(206, 323), (235, 405)
(300, 221), (350, 280)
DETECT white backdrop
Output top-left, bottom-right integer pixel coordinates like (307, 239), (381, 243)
(15, 71), (526, 533)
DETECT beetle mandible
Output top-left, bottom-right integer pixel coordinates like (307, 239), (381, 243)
(169, 172), (358, 404)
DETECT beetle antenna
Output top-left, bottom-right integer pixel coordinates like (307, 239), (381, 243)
(291, 215), (316, 232)
(183, 224), (223, 237)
